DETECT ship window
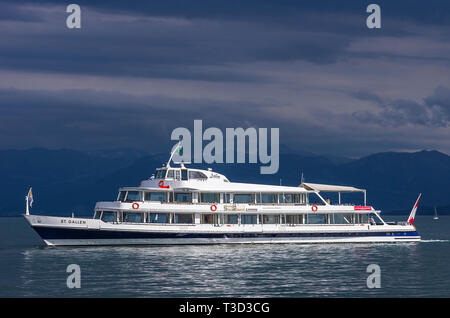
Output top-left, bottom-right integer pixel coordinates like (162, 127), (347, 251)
(260, 193), (278, 204)
(148, 213), (169, 224)
(155, 169), (167, 179)
(200, 193), (220, 203)
(280, 194), (294, 203)
(123, 212), (143, 223)
(144, 192), (167, 202)
(262, 214), (280, 224)
(241, 214), (257, 225)
(94, 211), (101, 219)
(286, 214), (303, 224)
(330, 214), (354, 224)
(166, 170), (174, 178)
(201, 214), (214, 224)
(175, 193), (192, 203)
(174, 214), (194, 224)
(224, 214), (239, 224)
(126, 191), (141, 202)
(234, 193), (254, 203)
(369, 213), (384, 225)
(118, 191), (126, 202)
(307, 214), (326, 224)
(358, 214), (369, 224)
(189, 171), (208, 179)
(224, 193), (231, 203)
(101, 211), (116, 223)
(181, 169), (188, 180)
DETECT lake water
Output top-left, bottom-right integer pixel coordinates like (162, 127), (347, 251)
(0, 215), (449, 297)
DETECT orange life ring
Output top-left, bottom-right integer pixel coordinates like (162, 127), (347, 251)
(311, 204), (318, 212)
(210, 204), (217, 212)
(132, 203), (139, 210)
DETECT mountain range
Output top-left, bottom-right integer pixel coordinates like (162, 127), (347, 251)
(0, 148), (449, 217)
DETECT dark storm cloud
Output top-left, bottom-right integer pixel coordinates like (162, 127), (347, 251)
(0, 0), (449, 157)
(1, 0), (447, 82)
(0, 2), (361, 81)
(351, 88), (450, 127)
(0, 88), (290, 151)
(6, 0), (450, 26)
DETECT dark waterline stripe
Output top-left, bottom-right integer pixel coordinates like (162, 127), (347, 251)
(32, 226), (420, 240)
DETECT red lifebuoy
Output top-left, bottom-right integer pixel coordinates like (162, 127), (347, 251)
(158, 180), (170, 189)
(311, 204), (318, 212)
(210, 204), (217, 212)
(132, 203), (139, 210)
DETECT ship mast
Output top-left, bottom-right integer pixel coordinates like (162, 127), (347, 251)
(166, 141), (181, 168)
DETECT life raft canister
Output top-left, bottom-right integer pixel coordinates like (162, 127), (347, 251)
(210, 204), (217, 212)
(132, 203), (139, 210)
(311, 204), (318, 212)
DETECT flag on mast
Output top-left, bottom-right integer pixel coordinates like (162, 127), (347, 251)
(27, 187), (33, 207)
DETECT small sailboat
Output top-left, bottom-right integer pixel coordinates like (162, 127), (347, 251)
(433, 207), (439, 220)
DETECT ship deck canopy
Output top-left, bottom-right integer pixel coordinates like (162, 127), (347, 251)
(299, 182), (367, 205)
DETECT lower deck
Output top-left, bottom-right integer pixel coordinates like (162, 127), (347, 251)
(24, 214), (420, 246)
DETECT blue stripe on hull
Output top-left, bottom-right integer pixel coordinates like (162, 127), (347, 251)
(33, 226), (420, 240)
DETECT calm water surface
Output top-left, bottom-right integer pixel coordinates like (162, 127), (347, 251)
(0, 215), (449, 297)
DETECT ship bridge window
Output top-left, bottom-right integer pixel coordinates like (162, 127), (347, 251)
(155, 169), (167, 179)
(166, 170), (174, 179)
(144, 192), (167, 202)
(234, 193), (254, 203)
(189, 171), (208, 179)
(123, 212), (144, 223)
(175, 192), (192, 203)
(126, 191), (141, 202)
(118, 191), (126, 202)
(200, 192), (220, 203)
(181, 169), (188, 180)
(101, 211), (116, 223)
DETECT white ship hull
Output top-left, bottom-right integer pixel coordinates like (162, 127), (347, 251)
(24, 215), (421, 246)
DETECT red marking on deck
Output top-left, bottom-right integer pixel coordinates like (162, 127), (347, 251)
(354, 206), (372, 211)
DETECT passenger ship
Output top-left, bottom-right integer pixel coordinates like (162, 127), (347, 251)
(24, 147), (421, 246)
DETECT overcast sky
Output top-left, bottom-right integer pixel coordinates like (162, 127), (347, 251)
(0, 0), (449, 157)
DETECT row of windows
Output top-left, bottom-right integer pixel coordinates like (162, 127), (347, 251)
(118, 191), (308, 204)
(155, 169), (208, 180)
(96, 211), (376, 225)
